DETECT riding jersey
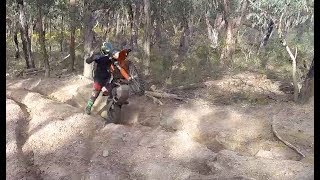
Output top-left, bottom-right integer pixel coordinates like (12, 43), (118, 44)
(86, 52), (113, 81)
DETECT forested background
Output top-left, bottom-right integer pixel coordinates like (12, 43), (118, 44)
(6, 0), (314, 102)
(5, 1), (315, 178)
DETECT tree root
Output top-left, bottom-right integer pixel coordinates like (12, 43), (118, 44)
(145, 94), (163, 105)
(271, 118), (305, 159)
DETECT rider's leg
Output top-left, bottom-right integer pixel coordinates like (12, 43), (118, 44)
(85, 81), (102, 115)
(102, 74), (113, 96)
(102, 83), (112, 96)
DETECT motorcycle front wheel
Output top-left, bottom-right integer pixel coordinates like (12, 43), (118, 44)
(128, 61), (145, 96)
(107, 104), (121, 124)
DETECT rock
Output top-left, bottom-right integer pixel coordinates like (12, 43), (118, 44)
(103, 150), (109, 157)
(138, 136), (154, 147)
(160, 117), (182, 131)
(150, 85), (157, 91)
(255, 150), (274, 159)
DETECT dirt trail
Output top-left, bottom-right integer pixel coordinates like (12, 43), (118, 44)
(6, 73), (314, 179)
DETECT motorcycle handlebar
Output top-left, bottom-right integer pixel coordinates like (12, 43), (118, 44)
(119, 78), (129, 84)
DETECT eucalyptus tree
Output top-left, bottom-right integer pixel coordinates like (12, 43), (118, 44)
(28, 0), (55, 77)
(247, 0), (313, 102)
(69, 0), (76, 71)
(143, 0), (151, 75)
(219, 0), (248, 66)
(6, 1), (20, 59)
(16, 0), (35, 69)
(82, 0), (121, 78)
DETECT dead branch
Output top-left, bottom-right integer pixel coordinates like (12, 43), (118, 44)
(59, 42), (83, 63)
(169, 83), (207, 92)
(21, 68), (45, 76)
(25, 69), (45, 75)
(271, 118), (305, 159)
(145, 91), (185, 101)
(278, 12), (285, 37)
(62, 54), (71, 61)
(145, 94), (163, 105)
(24, 67), (44, 73)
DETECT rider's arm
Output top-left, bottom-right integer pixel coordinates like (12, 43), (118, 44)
(86, 51), (106, 64)
(85, 51), (96, 64)
(94, 54), (113, 63)
(85, 56), (94, 64)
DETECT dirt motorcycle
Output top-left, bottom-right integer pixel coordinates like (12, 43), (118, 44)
(100, 48), (145, 123)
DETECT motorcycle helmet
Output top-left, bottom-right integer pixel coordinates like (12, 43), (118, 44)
(101, 42), (114, 55)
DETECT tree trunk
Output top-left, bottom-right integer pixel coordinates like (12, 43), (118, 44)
(292, 48), (298, 102)
(83, 5), (96, 78)
(129, 2), (137, 48)
(220, 19), (236, 66)
(154, 17), (162, 47)
(36, 0), (50, 77)
(28, 17), (33, 53)
(259, 19), (274, 68)
(13, 31), (20, 59)
(260, 19), (274, 48)
(103, 20), (112, 42)
(282, 40), (299, 102)
(143, 0), (151, 76)
(49, 17), (52, 53)
(120, 7), (127, 36)
(178, 25), (190, 56)
(19, 28), (30, 68)
(17, 0), (34, 69)
(60, 15), (64, 52)
(153, 0), (162, 48)
(13, 19), (20, 59)
(139, 4), (144, 27)
(220, 0), (248, 67)
(205, 12), (224, 49)
(69, 0), (76, 71)
(132, 2), (140, 47)
(116, 12), (121, 36)
(189, 14), (194, 40)
(298, 59), (314, 103)
(205, 12), (218, 49)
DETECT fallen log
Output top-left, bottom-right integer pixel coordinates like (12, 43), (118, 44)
(169, 83), (207, 91)
(24, 67), (45, 73)
(21, 68), (46, 76)
(145, 94), (163, 105)
(145, 91), (185, 101)
(25, 69), (45, 75)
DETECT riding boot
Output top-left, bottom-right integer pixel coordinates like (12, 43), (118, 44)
(85, 90), (100, 115)
(85, 99), (94, 115)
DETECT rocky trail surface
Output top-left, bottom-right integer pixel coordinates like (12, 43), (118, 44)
(6, 72), (314, 180)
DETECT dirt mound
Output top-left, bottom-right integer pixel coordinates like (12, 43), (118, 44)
(203, 150), (313, 180)
(6, 99), (29, 179)
(190, 71), (292, 105)
(6, 74), (314, 179)
(7, 89), (106, 178)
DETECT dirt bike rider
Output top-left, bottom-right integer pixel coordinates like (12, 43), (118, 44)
(85, 42), (119, 115)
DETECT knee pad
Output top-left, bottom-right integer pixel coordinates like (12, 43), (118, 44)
(93, 82), (102, 91)
(91, 90), (100, 98)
